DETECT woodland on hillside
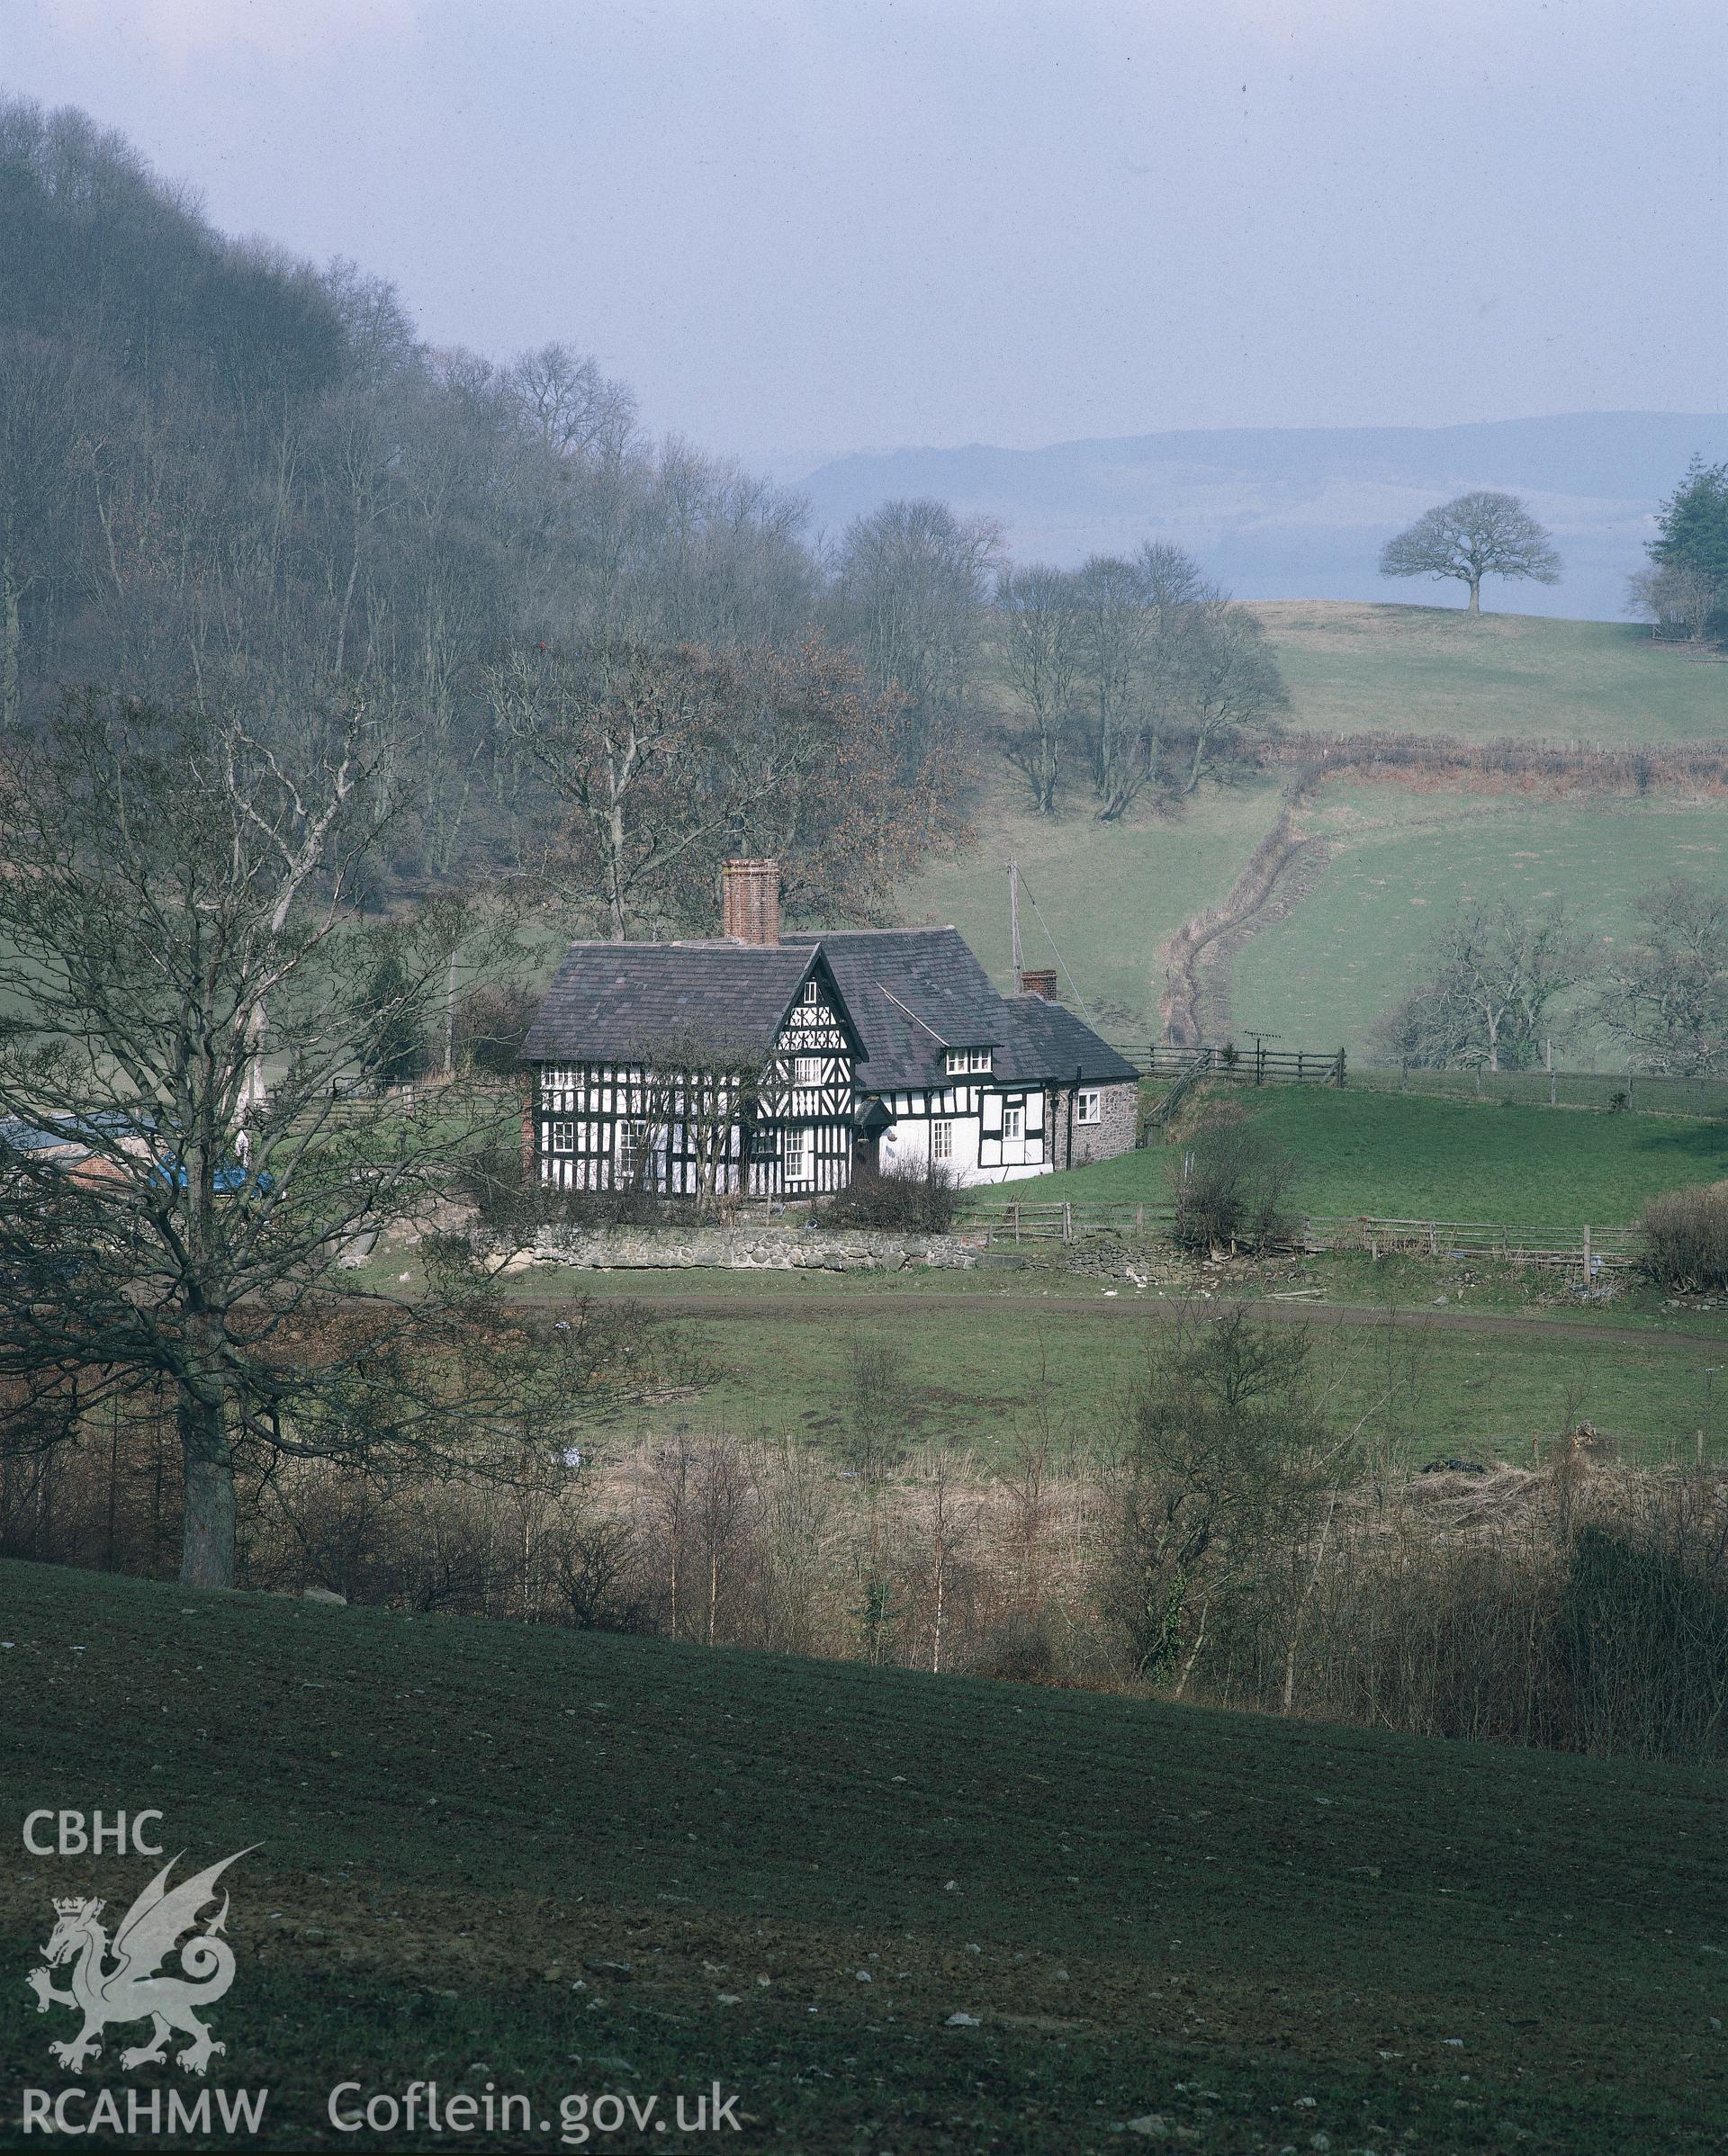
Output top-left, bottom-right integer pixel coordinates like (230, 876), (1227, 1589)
(0, 96), (1315, 932)
(0, 99), (977, 928)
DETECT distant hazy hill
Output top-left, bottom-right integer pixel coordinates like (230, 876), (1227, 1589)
(796, 412), (1728, 622)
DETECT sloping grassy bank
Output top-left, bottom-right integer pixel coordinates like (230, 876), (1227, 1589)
(1, 1559), (1723, 2151)
(539, 1280), (1720, 1467)
(1030, 1087), (1728, 1224)
(1256, 603), (1728, 746)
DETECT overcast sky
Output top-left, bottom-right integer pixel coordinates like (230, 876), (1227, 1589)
(5, 0), (1724, 463)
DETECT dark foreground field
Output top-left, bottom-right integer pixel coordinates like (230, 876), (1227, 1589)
(1, 1560), (1723, 2152)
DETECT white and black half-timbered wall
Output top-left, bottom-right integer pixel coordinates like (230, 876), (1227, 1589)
(530, 976), (858, 1199)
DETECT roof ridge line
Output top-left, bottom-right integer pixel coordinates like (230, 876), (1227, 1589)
(782, 925), (958, 939)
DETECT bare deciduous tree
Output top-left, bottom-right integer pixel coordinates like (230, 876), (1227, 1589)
(996, 563), (1084, 814)
(0, 331), (90, 723)
(1171, 597), (1288, 794)
(1380, 490), (1562, 615)
(1105, 1311), (1339, 1688)
(501, 634), (964, 939)
(1595, 878), (1728, 1077)
(709, 636), (971, 926)
(1626, 560), (1723, 643)
(0, 693), (582, 1590)
(616, 1024), (777, 1216)
(1069, 543), (1282, 818)
(507, 341), (638, 466)
(497, 639), (737, 940)
(1373, 899), (1592, 1072)
(1075, 552), (1154, 815)
(1169, 1106), (1302, 1255)
(831, 497), (1002, 752)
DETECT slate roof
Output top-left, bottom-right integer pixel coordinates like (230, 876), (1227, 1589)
(781, 928), (1139, 1091)
(523, 942), (852, 1065)
(779, 929), (999, 1091)
(526, 926), (1138, 1091)
(1003, 993), (1142, 1085)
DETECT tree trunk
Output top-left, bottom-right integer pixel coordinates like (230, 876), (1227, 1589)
(1, 551), (20, 728)
(1467, 578), (1481, 615)
(177, 1388), (237, 1590)
(607, 797), (628, 940)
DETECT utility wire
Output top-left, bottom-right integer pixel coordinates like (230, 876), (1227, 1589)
(1017, 874), (1096, 1026)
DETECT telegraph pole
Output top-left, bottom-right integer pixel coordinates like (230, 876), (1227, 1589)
(1009, 859), (1023, 994)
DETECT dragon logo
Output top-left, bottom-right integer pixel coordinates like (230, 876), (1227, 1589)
(26, 1846), (254, 2077)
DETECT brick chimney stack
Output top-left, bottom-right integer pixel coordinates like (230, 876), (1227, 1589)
(1021, 968), (1058, 1001)
(721, 858), (780, 946)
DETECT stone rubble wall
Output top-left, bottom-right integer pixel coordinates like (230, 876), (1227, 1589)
(1049, 1079), (1140, 1170)
(488, 1223), (985, 1274)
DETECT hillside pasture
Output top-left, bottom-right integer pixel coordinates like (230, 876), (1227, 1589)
(518, 1265), (1728, 1468)
(902, 785), (1728, 1059)
(909, 608), (1728, 1048)
(0, 1559), (1722, 2152)
(1256, 600), (1728, 744)
(901, 781), (1280, 1040)
(1228, 787), (1728, 1053)
(1026, 1085), (1728, 1225)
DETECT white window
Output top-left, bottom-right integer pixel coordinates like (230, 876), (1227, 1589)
(794, 1056), (823, 1087)
(549, 1121), (575, 1154)
(1003, 1105), (1023, 1142)
(616, 1120), (647, 1182)
(945, 1047), (994, 1075)
(1077, 1088), (1102, 1125)
(785, 1127), (814, 1183)
(801, 979), (821, 1006)
(932, 1118), (954, 1162)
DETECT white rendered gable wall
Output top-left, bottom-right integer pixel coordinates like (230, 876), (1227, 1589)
(878, 1082), (1051, 1186)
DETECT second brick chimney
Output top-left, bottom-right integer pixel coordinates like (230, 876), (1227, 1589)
(721, 858), (780, 946)
(1020, 968), (1058, 1001)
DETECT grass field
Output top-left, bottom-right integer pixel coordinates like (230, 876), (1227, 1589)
(1229, 787), (1728, 1053)
(467, 1087), (1728, 1468)
(1033, 1087), (1728, 1224)
(902, 607), (1728, 1048)
(518, 1263), (1728, 1469)
(2, 1559), (1722, 2152)
(902, 782), (1278, 1039)
(1255, 601), (1728, 744)
(900, 781), (1728, 1057)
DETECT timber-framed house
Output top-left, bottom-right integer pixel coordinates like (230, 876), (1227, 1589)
(522, 932), (863, 1199)
(782, 925), (1140, 1183)
(522, 859), (1139, 1196)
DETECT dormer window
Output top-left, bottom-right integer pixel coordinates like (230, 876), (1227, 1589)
(945, 1047), (992, 1074)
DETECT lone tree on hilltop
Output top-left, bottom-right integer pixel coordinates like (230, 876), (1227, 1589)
(1379, 491), (1561, 615)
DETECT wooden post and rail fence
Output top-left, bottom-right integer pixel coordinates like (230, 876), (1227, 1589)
(1122, 1043), (1348, 1088)
(953, 1196), (1636, 1277)
(1113, 1038), (1728, 1119)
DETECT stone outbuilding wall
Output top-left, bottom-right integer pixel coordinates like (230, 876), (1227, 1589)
(488, 1223), (985, 1275)
(1048, 1077), (1140, 1171)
